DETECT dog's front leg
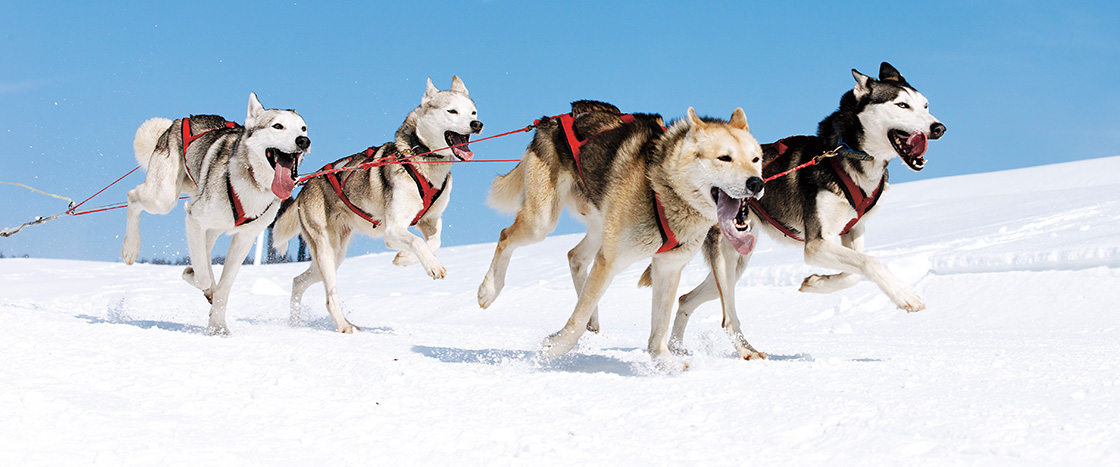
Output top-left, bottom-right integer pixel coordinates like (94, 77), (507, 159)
(800, 223), (864, 294)
(383, 224), (445, 279)
(567, 220), (603, 333)
(647, 254), (689, 369)
(802, 225), (924, 312)
(394, 216), (442, 267)
(182, 215), (216, 298)
(204, 230), (257, 335)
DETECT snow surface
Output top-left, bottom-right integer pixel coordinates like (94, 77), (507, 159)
(2, 157), (1119, 466)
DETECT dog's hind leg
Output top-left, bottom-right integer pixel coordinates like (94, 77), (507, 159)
(310, 234), (358, 334)
(567, 216), (602, 332)
(204, 230), (257, 335)
(478, 166), (563, 308)
(800, 225), (864, 293)
(289, 261), (322, 327)
(122, 153), (184, 265)
(541, 247), (624, 358)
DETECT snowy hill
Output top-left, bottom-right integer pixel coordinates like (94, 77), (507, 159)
(2, 156), (1119, 465)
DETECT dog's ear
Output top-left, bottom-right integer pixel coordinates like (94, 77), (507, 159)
(879, 62), (909, 85)
(450, 75), (468, 96)
(851, 69), (873, 100)
(247, 92), (264, 125)
(729, 107), (749, 132)
(422, 78), (439, 106)
(687, 107), (706, 129)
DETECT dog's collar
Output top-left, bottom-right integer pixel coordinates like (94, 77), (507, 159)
(825, 140), (874, 162)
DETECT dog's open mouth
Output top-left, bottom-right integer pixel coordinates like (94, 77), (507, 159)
(445, 131), (474, 161)
(266, 148), (301, 199)
(889, 129), (928, 171)
(712, 187), (757, 255)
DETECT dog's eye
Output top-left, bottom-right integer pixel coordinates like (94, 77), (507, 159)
(272, 123), (284, 130)
(448, 110), (459, 115)
(753, 157), (760, 163)
(718, 155), (732, 162)
(472, 111), (477, 115)
(301, 126), (307, 132)
(896, 102), (910, 109)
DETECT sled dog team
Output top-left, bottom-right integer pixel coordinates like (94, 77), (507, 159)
(124, 63), (945, 366)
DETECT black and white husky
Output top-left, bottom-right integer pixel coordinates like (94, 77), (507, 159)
(669, 62), (946, 359)
(123, 93), (310, 335)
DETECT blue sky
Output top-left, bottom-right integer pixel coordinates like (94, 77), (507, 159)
(2, 1), (1118, 261)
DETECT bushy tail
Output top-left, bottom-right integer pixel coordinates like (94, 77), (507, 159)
(271, 198), (302, 249)
(133, 117), (173, 169)
(486, 160), (526, 214)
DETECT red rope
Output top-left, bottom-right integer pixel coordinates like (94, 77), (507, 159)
(764, 157), (821, 183)
(66, 165), (142, 214)
(295, 123), (537, 185)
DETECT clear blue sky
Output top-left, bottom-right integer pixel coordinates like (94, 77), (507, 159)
(2, 1), (1118, 261)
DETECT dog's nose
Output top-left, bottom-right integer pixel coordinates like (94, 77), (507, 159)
(929, 122), (946, 140)
(296, 136), (311, 150)
(745, 176), (764, 197)
(470, 120), (483, 134)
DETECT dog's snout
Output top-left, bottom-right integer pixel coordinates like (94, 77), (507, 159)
(296, 136), (311, 150)
(929, 122), (946, 140)
(746, 176), (764, 196)
(470, 120), (483, 134)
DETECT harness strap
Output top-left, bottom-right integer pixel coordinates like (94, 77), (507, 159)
(829, 157), (885, 235)
(555, 113), (639, 183)
(226, 174), (273, 227)
(653, 192), (681, 253)
(325, 148), (448, 228)
(749, 137), (884, 241)
(182, 118), (238, 186)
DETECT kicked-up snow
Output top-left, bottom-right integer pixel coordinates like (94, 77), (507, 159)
(2, 157), (1119, 465)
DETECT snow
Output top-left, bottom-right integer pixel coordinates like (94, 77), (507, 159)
(2, 156), (1119, 466)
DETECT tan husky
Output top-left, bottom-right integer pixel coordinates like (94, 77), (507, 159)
(479, 101), (764, 366)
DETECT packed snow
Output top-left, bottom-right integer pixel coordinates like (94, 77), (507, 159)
(2, 156), (1119, 466)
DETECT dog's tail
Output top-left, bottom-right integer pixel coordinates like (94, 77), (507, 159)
(271, 198), (302, 249)
(133, 117), (173, 170)
(637, 265), (653, 288)
(486, 159), (526, 214)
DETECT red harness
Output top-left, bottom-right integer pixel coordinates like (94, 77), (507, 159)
(181, 117), (238, 186)
(552, 112), (679, 253)
(324, 147), (447, 227)
(748, 138), (885, 241)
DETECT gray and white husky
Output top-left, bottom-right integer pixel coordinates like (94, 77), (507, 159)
(123, 93), (310, 335)
(272, 76), (482, 333)
(668, 62), (946, 359)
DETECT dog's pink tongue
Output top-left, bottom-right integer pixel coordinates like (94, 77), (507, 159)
(716, 192), (757, 256)
(452, 145), (474, 161)
(907, 132), (928, 158)
(271, 164), (295, 199)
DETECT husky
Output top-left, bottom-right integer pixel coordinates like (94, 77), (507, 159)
(122, 93), (309, 335)
(479, 100), (764, 366)
(666, 62), (946, 359)
(272, 76), (482, 333)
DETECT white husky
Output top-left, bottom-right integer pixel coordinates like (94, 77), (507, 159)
(272, 76), (482, 333)
(123, 93), (310, 335)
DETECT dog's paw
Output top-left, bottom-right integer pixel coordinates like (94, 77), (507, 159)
(121, 235), (141, 265)
(427, 263), (447, 280)
(205, 323), (230, 336)
(182, 267), (213, 291)
(650, 353), (690, 374)
(541, 331), (578, 358)
(799, 273), (860, 294)
(392, 251), (419, 267)
(477, 277), (501, 309)
(893, 290), (926, 313)
(338, 324), (359, 334)
(739, 350), (769, 361)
